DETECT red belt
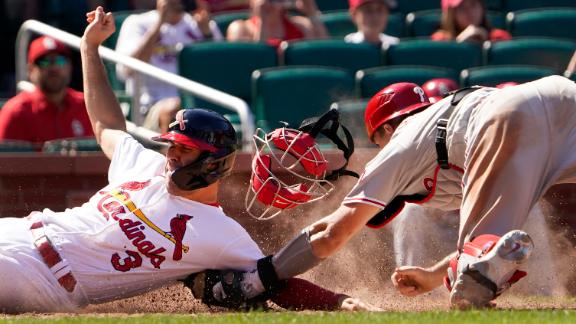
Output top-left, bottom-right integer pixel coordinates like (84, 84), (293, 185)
(30, 221), (77, 293)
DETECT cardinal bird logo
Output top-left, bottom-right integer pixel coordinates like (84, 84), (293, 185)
(168, 214), (193, 261)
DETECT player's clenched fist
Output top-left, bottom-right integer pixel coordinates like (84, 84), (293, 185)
(83, 6), (115, 47)
(390, 266), (444, 297)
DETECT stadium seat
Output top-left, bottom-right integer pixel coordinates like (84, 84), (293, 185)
(503, 0), (576, 12)
(316, 0), (349, 12)
(212, 10), (250, 36)
(484, 38), (576, 72)
(356, 65), (459, 98)
(252, 66), (355, 129)
(42, 138), (101, 154)
(280, 39), (382, 72)
(460, 65), (557, 87)
(405, 9), (505, 37)
(385, 40), (482, 71)
(320, 10), (356, 38)
(0, 140), (36, 153)
(507, 8), (576, 41)
(178, 42), (278, 114)
(330, 99), (373, 148)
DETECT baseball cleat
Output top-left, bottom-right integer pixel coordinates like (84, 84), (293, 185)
(450, 230), (534, 309)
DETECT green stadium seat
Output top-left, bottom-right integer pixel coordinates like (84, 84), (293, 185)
(330, 99), (373, 148)
(356, 65), (459, 98)
(316, 0), (349, 12)
(405, 9), (505, 37)
(280, 39), (382, 72)
(460, 65), (557, 87)
(212, 10), (250, 36)
(0, 140), (36, 153)
(178, 42), (278, 114)
(484, 38), (576, 72)
(503, 0), (576, 12)
(507, 8), (576, 41)
(42, 138), (101, 154)
(320, 10), (355, 38)
(252, 66), (355, 129)
(385, 40), (482, 71)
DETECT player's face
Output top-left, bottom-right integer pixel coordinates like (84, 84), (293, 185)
(352, 1), (389, 35)
(454, 0), (484, 28)
(165, 142), (202, 192)
(372, 124), (394, 148)
(29, 53), (72, 94)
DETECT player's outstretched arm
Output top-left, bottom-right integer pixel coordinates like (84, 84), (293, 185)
(390, 252), (456, 297)
(81, 6), (127, 159)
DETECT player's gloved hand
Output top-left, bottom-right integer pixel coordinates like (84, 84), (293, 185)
(181, 269), (267, 310)
(391, 266), (444, 297)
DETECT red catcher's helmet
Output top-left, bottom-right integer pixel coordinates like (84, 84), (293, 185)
(364, 82), (432, 141)
(422, 78), (459, 103)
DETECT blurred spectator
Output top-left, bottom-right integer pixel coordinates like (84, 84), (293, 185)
(227, 0), (328, 46)
(345, 0), (399, 46)
(422, 78), (459, 103)
(432, 0), (511, 43)
(0, 36), (93, 144)
(116, 0), (223, 132)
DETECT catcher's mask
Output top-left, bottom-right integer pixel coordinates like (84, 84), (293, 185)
(152, 109), (237, 191)
(246, 109), (358, 220)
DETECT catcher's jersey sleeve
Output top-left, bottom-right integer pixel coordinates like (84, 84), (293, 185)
(108, 134), (166, 183)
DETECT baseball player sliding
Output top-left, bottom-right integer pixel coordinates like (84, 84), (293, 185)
(0, 7), (373, 313)
(207, 78), (576, 309)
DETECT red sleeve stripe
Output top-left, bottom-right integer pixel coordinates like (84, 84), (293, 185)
(343, 197), (386, 209)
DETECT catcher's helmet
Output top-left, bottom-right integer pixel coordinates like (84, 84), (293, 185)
(364, 82), (431, 141)
(422, 78), (459, 103)
(246, 109), (358, 220)
(152, 109), (237, 190)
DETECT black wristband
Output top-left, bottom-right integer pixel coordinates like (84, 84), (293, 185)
(257, 255), (282, 292)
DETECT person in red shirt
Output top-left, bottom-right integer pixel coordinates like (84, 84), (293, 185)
(431, 0), (511, 43)
(226, 0), (327, 47)
(0, 36), (94, 145)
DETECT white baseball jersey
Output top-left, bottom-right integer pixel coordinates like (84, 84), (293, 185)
(115, 10), (223, 106)
(0, 134), (263, 312)
(343, 76), (576, 250)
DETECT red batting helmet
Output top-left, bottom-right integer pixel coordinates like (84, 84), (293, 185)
(364, 82), (432, 141)
(422, 78), (459, 103)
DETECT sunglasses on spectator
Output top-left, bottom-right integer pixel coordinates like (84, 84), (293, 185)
(35, 55), (69, 68)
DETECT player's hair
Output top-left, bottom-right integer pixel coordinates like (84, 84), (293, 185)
(440, 0), (491, 39)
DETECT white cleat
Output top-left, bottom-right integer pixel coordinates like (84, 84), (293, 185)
(450, 230), (534, 309)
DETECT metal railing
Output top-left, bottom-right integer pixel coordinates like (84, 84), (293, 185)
(16, 20), (255, 150)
